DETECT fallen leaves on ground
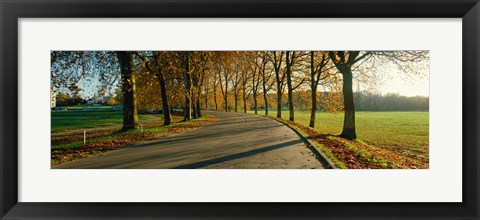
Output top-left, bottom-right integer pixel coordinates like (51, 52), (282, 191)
(52, 130), (117, 146)
(279, 118), (428, 169)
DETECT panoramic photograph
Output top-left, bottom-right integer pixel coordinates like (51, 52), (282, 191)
(51, 51), (429, 169)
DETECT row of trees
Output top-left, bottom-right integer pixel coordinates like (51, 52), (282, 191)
(354, 92), (428, 111)
(51, 51), (428, 139)
(55, 92), (86, 106)
(55, 92), (120, 107)
(235, 91), (428, 112)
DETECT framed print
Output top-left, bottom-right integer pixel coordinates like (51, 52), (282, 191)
(1, 0), (479, 219)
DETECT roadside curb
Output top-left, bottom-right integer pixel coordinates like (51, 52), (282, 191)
(264, 116), (339, 169)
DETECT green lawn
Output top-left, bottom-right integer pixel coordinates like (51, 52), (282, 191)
(62, 104), (117, 110)
(51, 111), (147, 132)
(248, 110), (429, 158)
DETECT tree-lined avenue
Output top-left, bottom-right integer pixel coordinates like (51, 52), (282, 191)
(53, 111), (325, 169)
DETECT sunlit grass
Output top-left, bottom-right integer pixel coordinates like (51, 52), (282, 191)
(51, 111), (148, 132)
(248, 110), (429, 160)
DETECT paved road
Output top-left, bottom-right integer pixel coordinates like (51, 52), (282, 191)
(53, 111), (324, 169)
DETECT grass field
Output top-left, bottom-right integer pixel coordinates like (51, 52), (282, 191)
(248, 110), (429, 168)
(57, 104), (117, 110)
(65, 106), (114, 110)
(51, 111), (147, 132)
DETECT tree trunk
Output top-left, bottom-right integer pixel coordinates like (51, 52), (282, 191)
(204, 85), (208, 111)
(116, 51), (139, 131)
(262, 78), (269, 116)
(254, 94), (258, 114)
(224, 92), (228, 112)
(183, 53), (192, 121)
(234, 93), (238, 112)
(286, 52), (294, 122)
(196, 99), (202, 117)
(192, 100), (198, 119)
(213, 84), (218, 111)
(309, 51), (316, 128)
(341, 67), (357, 139)
(309, 88), (317, 128)
(243, 96), (247, 113)
(184, 93), (191, 121)
(252, 73), (258, 114)
(214, 91), (218, 111)
(191, 76), (198, 120)
(276, 92), (282, 118)
(275, 68), (282, 118)
(158, 72), (171, 125)
(273, 51), (284, 119)
(224, 80), (229, 112)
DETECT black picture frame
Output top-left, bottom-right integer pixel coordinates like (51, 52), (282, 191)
(1, 0), (479, 219)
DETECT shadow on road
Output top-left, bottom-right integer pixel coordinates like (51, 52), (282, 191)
(173, 139), (303, 169)
(118, 123), (283, 151)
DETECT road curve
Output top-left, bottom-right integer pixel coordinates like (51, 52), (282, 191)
(53, 111), (325, 169)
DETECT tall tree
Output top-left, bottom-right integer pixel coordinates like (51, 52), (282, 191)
(51, 51), (139, 131)
(212, 66), (220, 111)
(154, 52), (172, 124)
(179, 51), (192, 121)
(217, 52), (234, 112)
(328, 51), (365, 139)
(240, 52), (255, 113)
(135, 51), (172, 125)
(308, 51), (332, 128)
(260, 52), (275, 115)
(191, 52), (209, 118)
(116, 51), (139, 130)
(218, 62), (230, 112)
(203, 75), (210, 111)
(270, 51), (286, 118)
(251, 52), (264, 114)
(329, 51), (428, 139)
(232, 60), (242, 112)
(285, 51), (306, 122)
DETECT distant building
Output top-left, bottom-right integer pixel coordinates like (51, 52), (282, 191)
(50, 87), (56, 108)
(87, 94), (109, 105)
(86, 95), (109, 105)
